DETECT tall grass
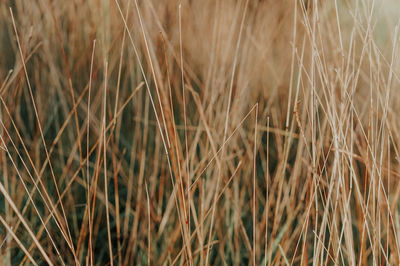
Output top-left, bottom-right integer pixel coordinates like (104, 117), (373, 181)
(1, 0), (400, 264)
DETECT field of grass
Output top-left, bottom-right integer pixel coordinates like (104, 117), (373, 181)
(1, 0), (400, 265)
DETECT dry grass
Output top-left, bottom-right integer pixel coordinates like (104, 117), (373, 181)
(1, 0), (400, 265)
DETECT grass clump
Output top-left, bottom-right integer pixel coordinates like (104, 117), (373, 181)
(1, 0), (400, 265)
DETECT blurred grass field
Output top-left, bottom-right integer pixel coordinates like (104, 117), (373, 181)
(1, 0), (400, 265)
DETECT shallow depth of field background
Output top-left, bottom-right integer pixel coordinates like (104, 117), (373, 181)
(1, 0), (400, 265)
